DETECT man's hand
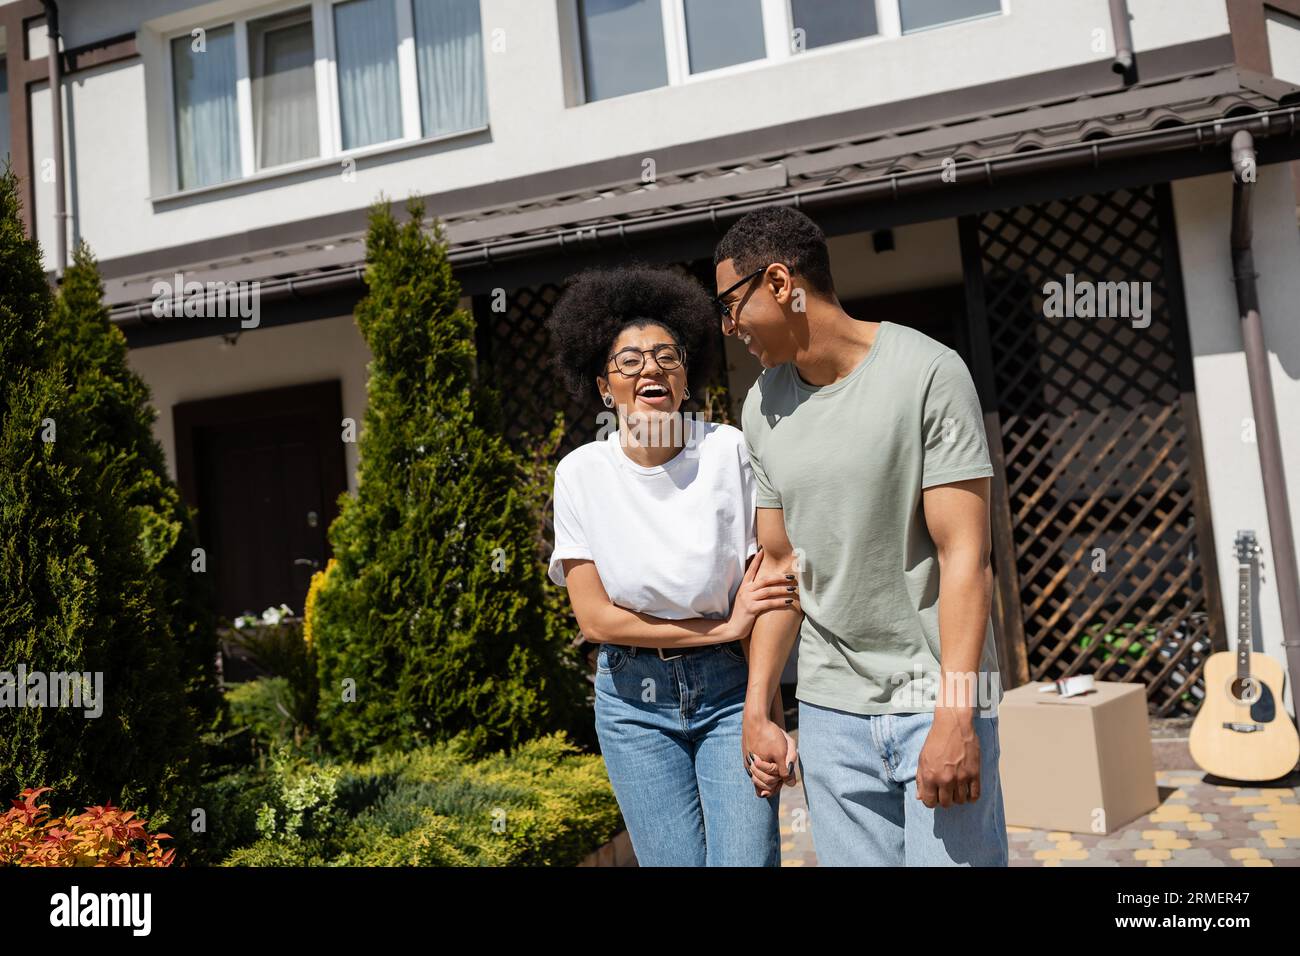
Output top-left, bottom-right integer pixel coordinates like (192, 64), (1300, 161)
(915, 707), (982, 809)
(742, 716), (796, 798)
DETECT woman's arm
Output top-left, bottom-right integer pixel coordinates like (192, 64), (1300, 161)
(560, 552), (792, 650)
(561, 558), (737, 648)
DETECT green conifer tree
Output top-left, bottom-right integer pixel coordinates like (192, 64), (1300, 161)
(0, 169), (198, 823)
(313, 199), (585, 759)
(49, 241), (223, 735)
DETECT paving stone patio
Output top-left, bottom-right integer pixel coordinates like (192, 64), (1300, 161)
(777, 726), (1300, 867)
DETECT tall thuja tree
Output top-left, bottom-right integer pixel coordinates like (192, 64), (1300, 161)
(49, 241), (223, 736)
(0, 168), (198, 823)
(313, 199), (585, 760)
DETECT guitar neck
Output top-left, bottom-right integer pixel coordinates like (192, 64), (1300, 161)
(1237, 559), (1252, 680)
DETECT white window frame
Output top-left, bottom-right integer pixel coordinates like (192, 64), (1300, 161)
(568, 0), (1008, 103)
(160, 0), (489, 196)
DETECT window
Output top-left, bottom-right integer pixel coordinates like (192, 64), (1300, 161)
(570, 0), (1004, 103)
(577, 0), (668, 101)
(413, 0), (487, 136)
(333, 0), (402, 150)
(899, 0), (1000, 34)
(165, 0), (487, 192)
(249, 9), (320, 168)
(683, 0), (765, 74)
(171, 26), (239, 189)
(790, 0), (877, 50)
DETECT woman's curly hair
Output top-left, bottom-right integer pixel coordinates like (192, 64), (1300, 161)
(547, 265), (718, 400)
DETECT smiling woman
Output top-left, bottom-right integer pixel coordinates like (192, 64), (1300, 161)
(547, 265), (716, 408)
(544, 264), (796, 867)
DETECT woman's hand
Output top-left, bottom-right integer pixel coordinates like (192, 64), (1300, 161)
(727, 547), (798, 640)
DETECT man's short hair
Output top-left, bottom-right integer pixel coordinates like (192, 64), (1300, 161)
(714, 205), (835, 296)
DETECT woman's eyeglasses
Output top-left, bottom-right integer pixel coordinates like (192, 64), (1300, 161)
(606, 344), (686, 377)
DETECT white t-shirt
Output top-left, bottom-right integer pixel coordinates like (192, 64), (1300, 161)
(548, 418), (759, 621)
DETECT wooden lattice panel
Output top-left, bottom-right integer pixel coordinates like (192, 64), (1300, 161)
(477, 265), (731, 457)
(477, 282), (604, 456)
(971, 187), (1217, 716)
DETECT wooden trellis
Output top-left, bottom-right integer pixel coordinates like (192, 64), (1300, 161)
(474, 282), (604, 456)
(474, 263), (732, 457)
(959, 185), (1225, 716)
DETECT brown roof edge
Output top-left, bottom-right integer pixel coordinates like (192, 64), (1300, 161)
(92, 34), (1235, 282)
(106, 102), (1300, 328)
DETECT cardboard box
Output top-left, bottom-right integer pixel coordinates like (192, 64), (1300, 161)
(997, 680), (1159, 834)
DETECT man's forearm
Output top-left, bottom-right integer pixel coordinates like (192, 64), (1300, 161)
(743, 605), (802, 726)
(935, 552), (992, 710)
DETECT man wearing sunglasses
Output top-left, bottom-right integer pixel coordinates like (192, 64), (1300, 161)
(714, 205), (1008, 867)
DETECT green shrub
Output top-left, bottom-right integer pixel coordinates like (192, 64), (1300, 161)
(0, 168), (199, 828)
(226, 612), (320, 737)
(311, 198), (586, 760)
(252, 747), (344, 843)
(221, 733), (619, 867)
(169, 766), (277, 867)
(224, 678), (299, 753)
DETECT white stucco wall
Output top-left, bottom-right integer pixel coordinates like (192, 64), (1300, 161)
(18, 0), (1232, 267)
(1172, 164), (1300, 716)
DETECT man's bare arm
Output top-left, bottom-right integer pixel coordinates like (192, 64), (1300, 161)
(922, 477), (993, 710)
(741, 507), (803, 793)
(915, 476), (993, 809)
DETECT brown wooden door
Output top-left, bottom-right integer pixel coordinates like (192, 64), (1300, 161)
(174, 381), (348, 621)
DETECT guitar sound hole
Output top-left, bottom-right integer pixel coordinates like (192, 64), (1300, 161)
(1230, 676), (1261, 704)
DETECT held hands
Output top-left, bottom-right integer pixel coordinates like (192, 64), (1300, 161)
(742, 716), (797, 799)
(728, 546), (798, 640)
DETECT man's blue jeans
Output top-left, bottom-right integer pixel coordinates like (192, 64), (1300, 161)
(593, 642), (780, 866)
(797, 701), (1009, 866)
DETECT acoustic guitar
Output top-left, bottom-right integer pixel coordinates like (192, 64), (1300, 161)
(1189, 530), (1300, 781)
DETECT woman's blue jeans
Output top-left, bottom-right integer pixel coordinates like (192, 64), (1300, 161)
(593, 642), (781, 866)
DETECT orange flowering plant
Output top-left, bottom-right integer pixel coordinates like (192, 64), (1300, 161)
(0, 787), (176, 867)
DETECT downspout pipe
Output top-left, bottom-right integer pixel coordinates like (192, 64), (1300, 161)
(1230, 129), (1300, 721)
(1109, 0), (1134, 76)
(41, 0), (66, 277)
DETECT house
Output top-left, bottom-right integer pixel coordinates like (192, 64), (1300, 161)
(4, 0), (1300, 718)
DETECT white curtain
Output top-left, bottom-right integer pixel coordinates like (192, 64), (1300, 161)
(413, 0), (486, 137)
(334, 0), (402, 149)
(251, 14), (319, 168)
(171, 28), (239, 188)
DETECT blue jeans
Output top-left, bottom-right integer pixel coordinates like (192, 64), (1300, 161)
(593, 642), (780, 866)
(797, 701), (1009, 866)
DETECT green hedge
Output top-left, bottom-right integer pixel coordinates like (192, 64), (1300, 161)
(215, 732), (619, 867)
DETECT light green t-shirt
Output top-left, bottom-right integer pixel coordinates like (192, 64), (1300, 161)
(741, 320), (1003, 716)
